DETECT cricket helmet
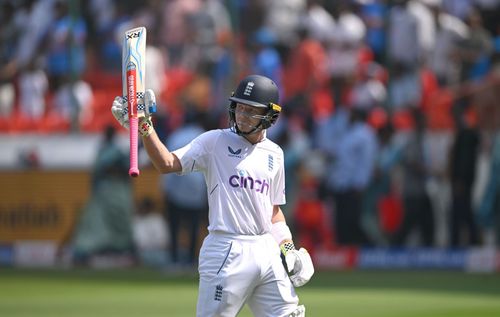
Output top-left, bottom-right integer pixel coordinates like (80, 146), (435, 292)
(228, 74), (282, 134)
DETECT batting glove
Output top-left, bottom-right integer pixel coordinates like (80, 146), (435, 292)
(111, 89), (157, 137)
(281, 242), (315, 287)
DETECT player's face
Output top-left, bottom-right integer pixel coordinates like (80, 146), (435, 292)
(235, 103), (266, 133)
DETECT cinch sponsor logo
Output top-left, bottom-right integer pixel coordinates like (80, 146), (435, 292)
(229, 175), (269, 195)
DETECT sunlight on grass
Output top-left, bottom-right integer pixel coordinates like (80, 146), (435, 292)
(1, 269), (499, 317)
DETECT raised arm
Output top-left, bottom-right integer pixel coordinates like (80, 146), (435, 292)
(142, 130), (182, 174)
(111, 89), (182, 174)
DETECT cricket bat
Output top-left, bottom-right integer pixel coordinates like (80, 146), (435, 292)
(122, 26), (147, 177)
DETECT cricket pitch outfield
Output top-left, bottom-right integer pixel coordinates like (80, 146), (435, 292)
(1, 268), (499, 317)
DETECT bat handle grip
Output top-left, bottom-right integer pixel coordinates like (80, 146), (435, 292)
(129, 117), (140, 177)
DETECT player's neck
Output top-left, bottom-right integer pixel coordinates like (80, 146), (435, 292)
(243, 131), (265, 144)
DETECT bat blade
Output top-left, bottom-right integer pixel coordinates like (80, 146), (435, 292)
(122, 26), (147, 177)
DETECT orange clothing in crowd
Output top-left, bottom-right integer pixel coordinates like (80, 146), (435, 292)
(293, 179), (335, 254)
(282, 38), (328, 101)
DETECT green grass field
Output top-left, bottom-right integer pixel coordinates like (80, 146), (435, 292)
(1, 268), (500, 317)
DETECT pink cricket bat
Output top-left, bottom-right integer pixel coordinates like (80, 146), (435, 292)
(122, 27), (147, 177)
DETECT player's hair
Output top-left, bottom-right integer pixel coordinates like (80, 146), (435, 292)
(228, 75), (282, 135)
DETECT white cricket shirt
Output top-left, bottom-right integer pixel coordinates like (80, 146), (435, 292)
(173, 129), (286, 235)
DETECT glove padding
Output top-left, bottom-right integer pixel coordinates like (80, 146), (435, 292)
(284, 247), (314, 287)
(111, 89), (157, 137)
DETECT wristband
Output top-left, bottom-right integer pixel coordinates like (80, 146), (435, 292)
(271, 221), (293, 246)
(139, 117), (154, 137)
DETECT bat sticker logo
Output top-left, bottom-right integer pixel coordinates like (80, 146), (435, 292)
(126, 31), (141, 39)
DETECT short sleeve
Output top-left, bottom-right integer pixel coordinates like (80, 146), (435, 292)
(172, 130), (219, 175)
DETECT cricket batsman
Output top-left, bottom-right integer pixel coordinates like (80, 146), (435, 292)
(112, 74), (314, 316)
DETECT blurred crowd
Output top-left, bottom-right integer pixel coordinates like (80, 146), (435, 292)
(2, 0), (500, 255)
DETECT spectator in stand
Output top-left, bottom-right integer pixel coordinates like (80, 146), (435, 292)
(387, 0), (421, 71)
(362, 121), (403, 246)
(313, 101), (350, 160)
(387, 0), (422, 111)
(326, 1), (366, 107)
(132, 197), (169, 267)
(73, 125), (134, 265)
(423, 0), (469, 86)
(185, 0), (231, 73)
(95, 1), (130, 73)
(43, 0), (91, 129)
(161, 110), (208, 268)
(159, 0), (201, 67)
(449, 103), (480, 247)
(265, 0), (305, 48)
(325, 107), (377, 246)
(0, 1), (19, 118)
(281, 22), (328, 118)
(425, 122), (455, 247)
(408, 0), (436, 63)
(249, 27), (283, 93)
(53, 77), (93, 126)
(454, 7), (493, 84)
(388, 61), (422, 111)
(293, 153), (334, 254)
(300, 0), (335, 44)
(274, 112), (312, 216)
(350, 62), (387, 112)
(478, 131), (500, 246)
(392, 108), (435, 247)
(18, 56), (48, 119)
(15, 0), (55, 72)
(237, 0), (268, 44)
(44, 0), (87, 90)
(359, 0), (387, 64)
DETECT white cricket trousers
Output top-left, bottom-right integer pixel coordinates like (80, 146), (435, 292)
(196, 231), (299, 317)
